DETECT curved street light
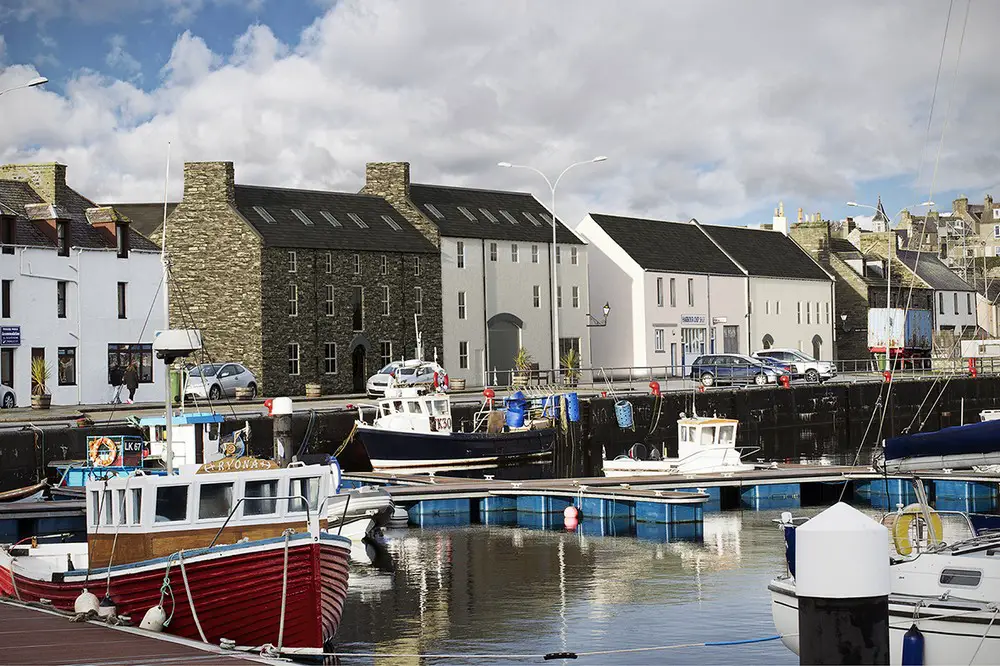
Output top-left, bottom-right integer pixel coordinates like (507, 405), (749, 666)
(0, 76), (48, 97)
(497, 156), (607, 369)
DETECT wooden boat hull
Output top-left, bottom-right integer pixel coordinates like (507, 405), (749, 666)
(0, 532), (350, 648)
(357, 425), (555, 472)
(0, 481), (47, 503)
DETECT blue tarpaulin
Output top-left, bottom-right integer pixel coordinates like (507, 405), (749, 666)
(884, 419), (1000, 461)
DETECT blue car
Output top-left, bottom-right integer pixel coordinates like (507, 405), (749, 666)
(690, 354), (781, 387)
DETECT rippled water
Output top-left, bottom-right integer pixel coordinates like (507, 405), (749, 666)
(334, 510), (797, 664)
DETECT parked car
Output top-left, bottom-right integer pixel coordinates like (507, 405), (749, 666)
(397, 361), (448, 390)
(367, 360), (417, 398)
(184, 363), (258, 400)
(690, 354), (781, 387)
(751, 348), (836, 383)
(755, 356), (795, 376)
(0, 383), (15, 408)
(366, 360), (449, 398)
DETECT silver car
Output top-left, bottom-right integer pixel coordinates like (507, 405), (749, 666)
(0, 383), (15, 408)
(184, 363), (258, 401)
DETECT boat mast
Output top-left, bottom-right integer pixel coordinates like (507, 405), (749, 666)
(161, 142), (174, 475)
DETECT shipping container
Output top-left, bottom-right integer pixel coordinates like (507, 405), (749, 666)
(868, 308), (932, 353)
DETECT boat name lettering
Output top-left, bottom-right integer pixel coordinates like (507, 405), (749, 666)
(197, 457), (279, 474)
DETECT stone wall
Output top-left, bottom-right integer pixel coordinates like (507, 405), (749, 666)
(361, 162), (441, 248)
(165, 162), (265, 382)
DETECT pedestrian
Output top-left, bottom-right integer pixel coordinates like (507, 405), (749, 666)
(124, 362), (139, 404)
(109, 363), (124, 404)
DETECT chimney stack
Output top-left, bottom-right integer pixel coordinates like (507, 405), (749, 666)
(0, 163), (68, 204)
(183, 162), (235, 205)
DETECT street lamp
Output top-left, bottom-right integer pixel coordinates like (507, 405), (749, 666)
(0, 76), (48, 97)
(498, 156), (607, 370)
(587, 301), (612, 327)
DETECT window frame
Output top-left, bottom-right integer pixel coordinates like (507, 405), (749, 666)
(57, 346), (76, 386)
(288, 342), (300, 376)
(324, 342), (338, 374)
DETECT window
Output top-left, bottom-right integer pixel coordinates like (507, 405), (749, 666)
(654, 328), (665, 352)
(939, 292), (944, 314)
(381, 215), (402, 231)
(656, 277), (664, 307)
(952, 292), (959, 315)
(288, 343), (300, 375)
(533, 285), (541, 308)
(252, 206), (276, 224)
(291, 209), (314, 226)
(414, 287), (423, 315)
(2, 280), (11, 318)
(244, 480), (278, 516)
(377, 341), (392, 369)
(687, 278), (694, 307)
(288, 477), (321, 513)
(348, 213), (369, 229)
(0, 217), (14, 254)
(500, 210), (519, 225)
(511, 243), (519, 262)
(797, 301), (802, 324)
(116, 223), (129, 258)
(459, 341), (469, 369)
(352, 286), (364, 331)
(325, 252), (332, 273)
(968, 293), (973, 315)
(154, 486), (188, 523)
(413, 256), (421, 276)
(107, 344), (153, 383)
(424, 203), (444, 219)
(557, 286), (563, 308)
(353, 253), (361, 275)
(490, 242), (498, 261)
(479, 208), (499, 223)
(116, 282), (127, 319)
(571, 247), (578, 265)
(324, 342), (338, 374)
(324, 285), (335, 316)
(994, 224), (999, 239)
(381, 285), (390, 316)
(288, 284), (298, 316)
(456, 241), (465, 268)
(320, 210), (342, 227)
(288, 250), (297, 273)
(531, 244), (539, 263)
(458, 206), (477, 222)
(815, 302), (820, 323)
(380, 255), (388, 275)
(131, 488), (142, 524)
(825, 302), (830, 324)
(539, 212), (554, 225)
(57, 281), (67, 318)
(939, 568), (982, 587)
(572, 285), (580, 308)
(776, 301), (781, 315)
(765, 300), (770, 315)
(57, 347), (76, 386)
(669, 278), (676, 307)
(523, 211), (542, 226)
(57, 221), (69, 256)
(458, 291), (467, 320)
(806, 302), (811, 324)
(198, 482), (233, 520)
(556, 246), (561, 264)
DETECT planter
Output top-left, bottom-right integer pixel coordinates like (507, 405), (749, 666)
(31, 394), (51, 410)
(512, 372), (529, 388)
(563, 375), (579, 388)
(450, 378), (466, 391)
(305, 383), (322, 399)
(235, 386), (254, 401)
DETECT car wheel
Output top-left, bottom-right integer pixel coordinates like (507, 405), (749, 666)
(805, 369), (820, 383)
(209, 384), (222, 401)
(247, 383), (258, 399)
(2, 393), (13, 408)
(700, 373), (715, 387)
(754, 373), (767, 386)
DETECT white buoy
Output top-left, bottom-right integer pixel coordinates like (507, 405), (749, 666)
(139, 605), (167, 632)
(74, 588), (99, 614)
(796, 502), (890, 664)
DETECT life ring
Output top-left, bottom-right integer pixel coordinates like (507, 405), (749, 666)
(89, 437), (118, 467)
(889, 504), (943, 556)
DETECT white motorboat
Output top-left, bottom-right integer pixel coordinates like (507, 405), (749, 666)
(327, 486), (393, 566)
(602, 413), (757, 477)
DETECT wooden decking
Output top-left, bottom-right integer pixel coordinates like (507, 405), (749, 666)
(0, 600), (271, 665)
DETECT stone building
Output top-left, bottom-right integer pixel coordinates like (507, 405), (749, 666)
(165, 162), (442, 396)
(899, 194), (1000, 277)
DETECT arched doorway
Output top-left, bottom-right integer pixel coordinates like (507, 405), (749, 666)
(350, 335), (371, 392)
(761, 334), (774, 350)
(487, 313), (523, 382)
(812, 334), (823, 360)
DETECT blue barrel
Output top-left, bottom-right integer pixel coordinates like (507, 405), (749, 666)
(542, 394), (561, 419)
(505, 401), (526, 428)
(614, 400), (634, 429)
(566, 392), (580, 422)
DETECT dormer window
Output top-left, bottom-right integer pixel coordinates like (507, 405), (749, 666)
(57, 221), (69, 256)
(0, 217), (14, 255)
(116, 222), (130, 258)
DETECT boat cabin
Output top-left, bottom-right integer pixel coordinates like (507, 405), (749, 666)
(677, 415), (739, 461)
(84, 461), (334, 569)
(372, 387), (452, 433)
(143, 412), (234, 467)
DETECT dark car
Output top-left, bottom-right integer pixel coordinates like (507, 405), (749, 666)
(689, 353), (781, 387)
(755, 356), (795, 377)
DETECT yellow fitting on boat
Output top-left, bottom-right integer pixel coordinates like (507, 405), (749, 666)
(889, 503), (943, 556)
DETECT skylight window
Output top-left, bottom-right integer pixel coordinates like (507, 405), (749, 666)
(291, 209), (314, 226)
(479, 208), (499, 223)
(253, 206), (276, 224)
(522, 211), (542, 226)
(538, 212), (554, 225)
(319, 211), (342, 227)
(348, 213), (369, 229)
(499, 210), (519, 225)
(381, 215), (402, 231)
(424, 204), (444, 219)
(457, 206), (478, 222)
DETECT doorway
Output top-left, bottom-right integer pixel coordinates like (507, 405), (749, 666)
(30, 347), (44, 395)
(0, 348), (12, 388)
(812, 335), (823, 359)
(723, 325), (740, 353)
(351, 345), (366, 392)
(487, 313), (522, 381)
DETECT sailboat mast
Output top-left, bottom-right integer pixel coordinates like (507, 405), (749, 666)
(161, 142), (174, 475)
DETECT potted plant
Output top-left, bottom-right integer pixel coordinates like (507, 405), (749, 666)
(31, 357), (52, 410)
(561, 348), (580, 387)
(512, 347), (532, 388)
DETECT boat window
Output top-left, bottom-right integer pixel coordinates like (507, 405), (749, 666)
(245, 479), (278, 516)
(719, 425), (735, 445)
(155, 485), (189, 523)
(392, 401), (404, 413)
(680, 426), (689, 443)
(131, 488), (142, 524)
(198, 482), (234, 520)
(701, 426), (716, 446)
(90, 490), (100, 526)
(289, 477), (321, 513)
(116, 489), (127, 525)
(103, 490), (113, 525)
(939, 568), (982, 587)
(432, 400), (448, 415)
(407, 401), (424, 414)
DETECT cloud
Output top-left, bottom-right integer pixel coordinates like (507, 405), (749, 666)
(105, 34), (142, 80)
(0, 0), (997, 228)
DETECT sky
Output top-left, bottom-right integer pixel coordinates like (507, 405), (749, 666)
(0, 0), (998, 230)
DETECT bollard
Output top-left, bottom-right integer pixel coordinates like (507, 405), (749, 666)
(968, 357), (978, 378)
(796, 502), (890, 665)
(270, 396), (294, 466)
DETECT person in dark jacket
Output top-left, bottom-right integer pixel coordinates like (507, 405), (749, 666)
(124, 362), (139, 404)
(109, 363), (124, 404)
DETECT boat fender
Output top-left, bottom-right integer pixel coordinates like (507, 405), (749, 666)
(139, 605), (167, 632)
(97, 595), (117, 619)
(901, 624), (924, 665)
(74, 588), (100, 614)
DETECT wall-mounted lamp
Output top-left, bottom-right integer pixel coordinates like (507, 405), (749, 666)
(587, 302), (611, 327)
(840, 313), (850, 333)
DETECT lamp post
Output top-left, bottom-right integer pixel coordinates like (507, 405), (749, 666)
(587, 302), (612, 327)
(497, 157), (607, 370)
(0, 76), (48, 97)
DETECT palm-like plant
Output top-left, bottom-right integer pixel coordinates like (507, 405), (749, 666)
(31, 357), (51, 396)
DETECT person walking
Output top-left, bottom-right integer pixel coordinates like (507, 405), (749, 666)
(124, 362), (139, 404)
(109, 363), (124, 404)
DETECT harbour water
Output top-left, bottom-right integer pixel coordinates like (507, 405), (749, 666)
(335, 510), (798, 664)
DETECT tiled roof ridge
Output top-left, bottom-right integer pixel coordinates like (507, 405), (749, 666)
(235, 183), (389, 201)
(411, 182), (536, 198)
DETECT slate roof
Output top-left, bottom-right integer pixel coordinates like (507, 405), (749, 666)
(588, 214), (743, 275)
(107, 202), (177, 238)
(0, 180), (159, 251)
(973, 278), (1000, 303)
(407, 183), (583, 244)
(699, 224), (831, 281)
(896, 250), (975, 292)
(829, 237), (863, 260)
(232, 185), (438, 253)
